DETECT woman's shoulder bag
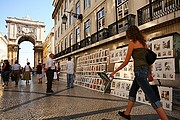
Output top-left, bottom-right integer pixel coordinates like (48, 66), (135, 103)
(146, 49), (157, 65)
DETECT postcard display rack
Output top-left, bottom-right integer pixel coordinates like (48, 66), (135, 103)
(59, 61), (67, 81)
(75, 49), (110, 92)
(109, 33), (180, 111)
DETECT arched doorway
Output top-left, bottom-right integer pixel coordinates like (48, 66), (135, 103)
(19, 41), (34, 68)
(6, 16), (45, 67)
(8, 35), (43, 68)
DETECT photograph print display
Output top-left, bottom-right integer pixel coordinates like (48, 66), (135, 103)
(158, 86), (173, 111)
(151, 36), (173, 58)
(161, 36), (173, 58)
(163, 101), (172, 111)
(152, 39), (161, 58)
(146, 42), (153, 50)
(153, 58), (175, 80)
(114, 63), (121, 78)
(136, 89), (146, 103)
(158, 86), (173, 102)
(111, 80), (116, 89)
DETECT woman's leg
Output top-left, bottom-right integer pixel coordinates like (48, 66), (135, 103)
(155, 107), (168, 120)
(124, 100), (135, 115)
(135, 67), (168, 120)
(124, 77), (140, 115)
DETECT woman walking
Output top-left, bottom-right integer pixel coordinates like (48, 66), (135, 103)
(1, 60), (11, 87)
(110, 25), (168, 120)
(23, 62), (32, 84)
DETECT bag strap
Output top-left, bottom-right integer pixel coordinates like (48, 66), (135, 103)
(157, 79), (161, 86)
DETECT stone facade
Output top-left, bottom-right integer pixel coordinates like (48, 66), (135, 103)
(6, 16), (45, 67)
(0, 33), (8, 68)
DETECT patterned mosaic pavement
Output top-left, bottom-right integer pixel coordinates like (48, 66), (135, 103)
(0, 74), (179, 120)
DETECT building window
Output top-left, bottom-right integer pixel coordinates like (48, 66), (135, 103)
(84, 0), (90, 9)
(69, 10), (73, 25)
(116, 0), (128, 20)
(64, 37), (68, 49)
(116, 0), (128, 29)
(55, 46), (56, 54)
(61, 24), (63, 34)
(58, 11), (60, 21)
(69, 33), (73, 46)
(76, 27), (80, 42)
(76, 1), (80, 14)
(65, 22), (67, 30)
(55, 16), (57, 25)
(61, 41), (64, 51)
(65, 0), (68, 10)
(55, 46), (58, 54)
(117, 0), (122, 4)
(58, 27), (60, 38)
(97, 8), (105, 30)
(84, 19), (90, 38)
(59, 43), (61, 52)
(55, 30), (57, 40)
(61, 5), (64, 16)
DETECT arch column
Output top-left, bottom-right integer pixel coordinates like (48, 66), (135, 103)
(8, 45), (19, 65)
(34, 46), (43, 67)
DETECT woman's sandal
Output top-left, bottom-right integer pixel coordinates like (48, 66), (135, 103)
(118, 111), (131, 120)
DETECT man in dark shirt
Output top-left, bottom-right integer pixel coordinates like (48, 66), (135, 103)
(36, 63), (42, 83)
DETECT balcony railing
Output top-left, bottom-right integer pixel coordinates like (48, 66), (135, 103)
(138, 0), (180, 25)
(108, 14), (135, 37)
(80, 37), (91, 48)
(54, 14), (135, 58)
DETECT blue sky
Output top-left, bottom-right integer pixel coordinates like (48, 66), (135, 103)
(0, 0), (54, 67)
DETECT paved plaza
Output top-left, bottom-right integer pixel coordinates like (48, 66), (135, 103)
(0, 75), (179, 120)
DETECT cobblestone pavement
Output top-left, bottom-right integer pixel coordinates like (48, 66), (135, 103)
(0, 75), (179, 120)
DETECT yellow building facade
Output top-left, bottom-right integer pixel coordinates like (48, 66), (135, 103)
(43, 28), (54, 64)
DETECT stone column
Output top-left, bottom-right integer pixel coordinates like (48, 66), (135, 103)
(10, 45), (19, 65)
(35, 51), (38, 67)
(8, 46), (14, 65)
(34, 46), (43, 67)
(9, 50), (12, 64)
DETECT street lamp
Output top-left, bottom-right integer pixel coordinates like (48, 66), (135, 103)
(62, 11), (83, 24)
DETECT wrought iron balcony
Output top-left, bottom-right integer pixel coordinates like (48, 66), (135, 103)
(108, 14), (135, 37)
(54, 14), (135, 59)
(80, 37), (91, 48)
(137, 0), (180, 25)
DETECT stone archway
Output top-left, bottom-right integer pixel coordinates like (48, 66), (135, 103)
(6, 16), (45, 67)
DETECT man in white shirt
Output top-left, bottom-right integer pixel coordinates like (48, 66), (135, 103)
(45, 53), (55, 93)
(66, 56), (74, 88)
(11, 60), (21, 86)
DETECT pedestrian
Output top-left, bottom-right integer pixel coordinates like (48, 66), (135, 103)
(20, 67), (24, 79)
(36, 62), (42, 83)
(11, 60), (21, 86)
(23, 62), (32, 84)
(1, 60), (11, 87)
(45, 53), (55, 93)
(66, 56), (74, 88)
(52, 63), (58, 84)
(110, 25), (168, 120)
(32, 67), (35, 76)
(42, 64), (47, 83)
(57, 65), (61, 81)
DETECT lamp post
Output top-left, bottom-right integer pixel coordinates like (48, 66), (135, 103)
(62, 11), (83, 24)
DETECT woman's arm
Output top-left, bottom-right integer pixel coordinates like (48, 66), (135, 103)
(2, 63), (6, 70)
(110, 41), (134, 77)
(148, 65), (154, 81)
